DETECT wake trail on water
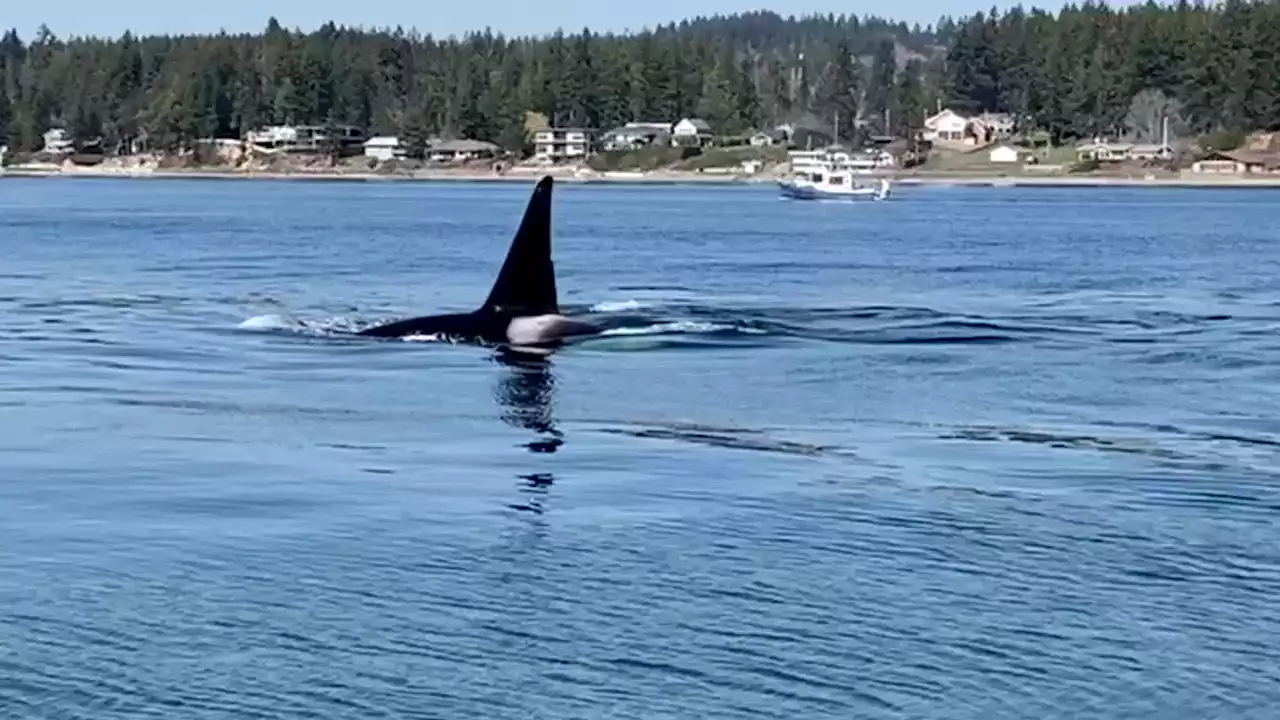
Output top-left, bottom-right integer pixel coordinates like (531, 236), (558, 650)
(234, 292), (1130, 351)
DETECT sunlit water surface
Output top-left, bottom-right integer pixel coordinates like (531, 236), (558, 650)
(2, 176), (1278, 719)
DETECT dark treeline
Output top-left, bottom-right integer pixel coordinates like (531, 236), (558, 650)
(0, 12), (942, 154)
(0, 1), (1277, 155)
(944, 0), (1280, 144)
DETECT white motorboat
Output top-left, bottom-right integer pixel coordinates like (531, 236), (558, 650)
(778, 165), (891, 201)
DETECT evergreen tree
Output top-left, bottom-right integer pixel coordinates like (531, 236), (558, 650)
(816, 36), (863, 141)
(866, 37), (897, 132)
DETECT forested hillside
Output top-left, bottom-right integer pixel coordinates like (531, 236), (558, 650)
(0, 1), (1277, 155)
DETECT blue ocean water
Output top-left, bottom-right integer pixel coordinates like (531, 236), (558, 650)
(1, 176), (1278, 719)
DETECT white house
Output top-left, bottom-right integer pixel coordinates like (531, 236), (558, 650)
(1076, 139), (1172, 163)
(534, 127), (596, 163)
(1190, 150), (1280, 174)
(427, 139), (501, 163)
(602, 122), (671, 151)
(922, 109), (971, 145)
(42, 128), (74, 155)
(988, 145), (1021, 163)
(922, 108), (1007, 148)
(364, 136), (405, 162)
(672, 118), (713, 147)
(246, 124), (366, 152)
(749, 128), (788, 147)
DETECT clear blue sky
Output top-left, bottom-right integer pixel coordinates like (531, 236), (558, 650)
(5, 0), (1058, 41)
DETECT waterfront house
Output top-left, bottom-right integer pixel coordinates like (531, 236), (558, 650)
(1075, 139), (1172, 163)
(749, 128), (788, 147)
(988, 145), (1022, 163)
(42, 128), (74, 155)
(1190, 150), (1280, 174)
(364, 136), (405, 162)
(922, 109), (974, 147)
(246, 124), (367, 154)
(922, 108), (1011, 148)
(427, 139), (502, 163)
(672, 118), (714, 147)
(534, 127), (597, 163)
(602, 122), (671, 152)
(977, 112), (1017, 140)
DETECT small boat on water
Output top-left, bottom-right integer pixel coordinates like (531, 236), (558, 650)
(778, 165), (892, 201)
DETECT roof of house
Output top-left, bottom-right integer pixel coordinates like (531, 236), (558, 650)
(925, 108), (968, 124)
(677, 118), (712, 131)
(750, 128), (787, 140)
(432, 139), (501, 153)
(1213, 150), (1280, 167)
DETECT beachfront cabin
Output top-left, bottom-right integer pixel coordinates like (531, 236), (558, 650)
(533, 128), (597, 163)
(672, 118), (714, 147)
(42, 128), (74, 156)
(364, 136), (405, 162)
(427, 139), (502, 163)
(246, 124), (367, 155)
(1076, 139), (1173, 163)
(749, 128), (789, 147)
(923, 109), (980, 148)
(1190, 150), (1280, 174)
(988, 145), (1022, 164)
(602, 122), (672, 152)
(976, 112), (1017, 141)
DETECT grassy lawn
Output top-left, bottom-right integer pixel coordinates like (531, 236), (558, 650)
(917, 143), (1079, 174)
(670, 145), (788, 171)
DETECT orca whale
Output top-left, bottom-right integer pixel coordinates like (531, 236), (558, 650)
(357, 175), (599, 348)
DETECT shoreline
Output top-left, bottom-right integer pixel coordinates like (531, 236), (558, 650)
(4, 164), (1280, 189)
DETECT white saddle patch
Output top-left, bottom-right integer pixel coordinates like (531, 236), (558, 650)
(506, 314), (598, 346)
(506, 314), (572, 345)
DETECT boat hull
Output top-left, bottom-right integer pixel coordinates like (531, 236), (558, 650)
(777, 179), (889, 201)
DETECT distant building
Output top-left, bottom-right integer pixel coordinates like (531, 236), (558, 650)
(672, 118), (714, 147)
(1075, 139), (1172, 163)
(42, 128), (74, 155)
(427, 139), (502, 163)
(921, 108), (1010, 148)
(246, 124), (366, 154)
(976, 113), (1017, 140)
(364, 136), (405, 162)
(533, 127), (597, 163)
(602, 122), (671, 152)
(1190, 150), (1280, 174)
(988, 145), (1022, 163)
(749, 128), (788, 147)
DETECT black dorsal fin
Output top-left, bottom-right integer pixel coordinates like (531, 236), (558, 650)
(480, 175), (558, 316)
